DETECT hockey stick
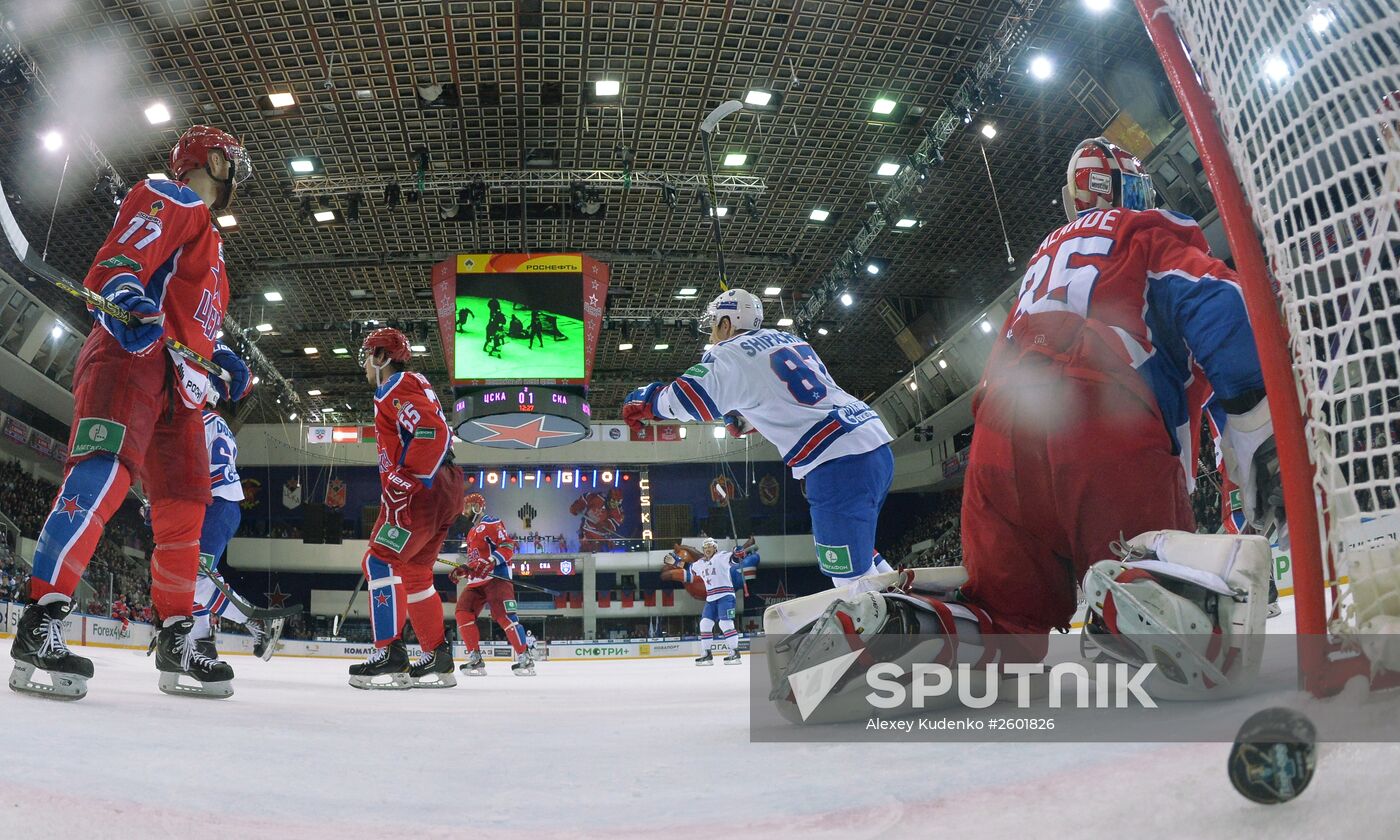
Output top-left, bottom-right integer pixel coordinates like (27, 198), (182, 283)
(712, 482), (748, 595)
(334, 573), (367, 636)
(698, 100), (745, 292)
(0, 174), (230, 383)
(436, 555), (562, 597)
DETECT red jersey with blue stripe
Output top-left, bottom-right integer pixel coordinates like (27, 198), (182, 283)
(651, 328), (892, 478)
(460, 516), (517, 589)
(988, 207), (1264, 472)
(373, 371), (452, 486)
(82, 179), (228, 359)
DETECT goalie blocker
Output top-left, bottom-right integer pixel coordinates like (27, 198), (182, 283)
(762, 530), (1272, 724)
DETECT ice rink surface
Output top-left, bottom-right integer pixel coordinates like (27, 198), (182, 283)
(3, 634), (1400, 840)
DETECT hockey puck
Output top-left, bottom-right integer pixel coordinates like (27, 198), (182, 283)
(1227, 707), (1317, 805)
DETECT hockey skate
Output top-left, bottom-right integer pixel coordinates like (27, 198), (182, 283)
(1267, 577), (1282, 619)
(348, 639), (410, 690)
(248, 618), (284, 661)
(512, 650), (537, 676)
(8, 599), (93, 701)
(156, 619), (235, 699)
(458, 649), (487, 676)
(409, 641), (457, 688)
(694, 651), (714, 666)
(723, 649), (742, 665)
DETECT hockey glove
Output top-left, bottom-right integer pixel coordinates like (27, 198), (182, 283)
(1220, 397), (1286, 542)
(380, 467), (421, 530)
(448, 565), (469, 584)
(466, 556), (494, 579)
(723, 412), (756, 438)
(621, 382), (663, 433)
(96, 277), (164, 354)
(210, 342), (253, 404)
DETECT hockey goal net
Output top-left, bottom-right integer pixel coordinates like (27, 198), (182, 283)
(1135, 0), (1400, 692)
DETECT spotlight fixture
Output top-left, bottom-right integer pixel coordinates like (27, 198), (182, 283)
(384, 182), (401, 208)
(1028, 55), (1054, 81)
(144, 102), (171, 125)
(41, 130), (63, 152)
(297, 197), (312, 221)
(662, 181), (678, 209)
(346, 192), (363, 222)
(743, 194), (758, 216)
(981, 123), (998, 140)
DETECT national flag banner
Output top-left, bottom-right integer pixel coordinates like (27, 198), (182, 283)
(306, 426), (332, 445)
(3, 415), (30, 445)
(361, 426), (377, 443)
(331, 426), (360, 444)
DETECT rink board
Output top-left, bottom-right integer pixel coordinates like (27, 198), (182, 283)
(0, 601), (719, 660)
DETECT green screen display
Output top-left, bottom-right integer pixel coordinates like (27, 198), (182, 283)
(451, 273), (585, 380)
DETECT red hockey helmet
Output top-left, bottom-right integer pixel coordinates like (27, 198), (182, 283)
(359, 327), (412, 367)
(169, 125), (252, 186)
(463, 492), (486, 522)
(1062, 137), (1153, 222)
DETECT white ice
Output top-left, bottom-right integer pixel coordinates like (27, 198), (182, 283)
(3, 630), (1400, 840)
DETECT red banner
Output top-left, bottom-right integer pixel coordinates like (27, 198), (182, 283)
(629, 425), (682, 442)
(3, 416), (29, 445)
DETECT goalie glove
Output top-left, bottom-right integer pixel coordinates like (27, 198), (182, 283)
(723, 412), (756, 438)
(380, 467), (421, 529)
(1219, 396), (1285, 542)
(622, 382), (663, 433)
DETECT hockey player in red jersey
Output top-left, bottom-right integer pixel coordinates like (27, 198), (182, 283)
(569, 488), (624, 551)
(347, 328), (463, 689)
(767, 138), (1281, 716)
(452, 494), (534, 676)
(9, 125), (254, 701)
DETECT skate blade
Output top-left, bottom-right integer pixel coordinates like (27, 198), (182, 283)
(8, 662), (88, 701)
(695, 660), (714, 667)
(348, 673), (412, 690)
(458, 666), (488, 676)
(512, 668), (536, 677)
(158, 672), (234, 699)
(724, 657), (742, 665)
(258, 618), (286, 662)
(411, 673), (458, 688)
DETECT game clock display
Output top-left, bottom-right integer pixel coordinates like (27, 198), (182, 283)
(453, 385), (592, 449)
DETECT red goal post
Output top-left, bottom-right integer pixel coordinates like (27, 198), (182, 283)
(1134, 0), (1400, 694)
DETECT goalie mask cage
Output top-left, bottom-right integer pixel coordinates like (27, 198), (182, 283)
(1133, 0), (1400, 695)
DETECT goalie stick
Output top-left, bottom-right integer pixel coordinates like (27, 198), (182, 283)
(0, 174), (230, 383)
(436, 555), (562, 597)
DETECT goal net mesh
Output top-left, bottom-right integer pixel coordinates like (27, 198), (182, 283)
(1158, 2), (1400, 653)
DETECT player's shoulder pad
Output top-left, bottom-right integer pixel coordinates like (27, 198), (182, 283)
(139, 178), (205, 208)
(1128, 207), (1209, 246)
(482, 515), (502, 524)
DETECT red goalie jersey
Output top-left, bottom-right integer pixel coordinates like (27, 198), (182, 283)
(458, 516), (517, 588)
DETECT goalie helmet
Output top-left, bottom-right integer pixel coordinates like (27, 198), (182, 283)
(1062, 137), (1154, 222)
(700, 288), (763, 333)
(359, 327), (412, 367)
(701, 537), (719, 554)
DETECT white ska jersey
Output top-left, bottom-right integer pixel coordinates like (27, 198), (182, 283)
(203, 409), (243, 502)
(688, 551), (738, 602)
(653, 329), (892, 478)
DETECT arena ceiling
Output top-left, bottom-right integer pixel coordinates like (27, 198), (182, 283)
(0, 0), (1156, 423)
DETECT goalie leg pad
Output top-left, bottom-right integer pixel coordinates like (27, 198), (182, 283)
(1083, 530), (1272, 700)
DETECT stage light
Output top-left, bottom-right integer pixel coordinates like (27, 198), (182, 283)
(601, 470), (614, 483)
(268, 91), (296, 108)
(488, 471), (499, 485)
(307, 389), (322, 396)
(722, 152), (748, 167)
(410, 344), (427, 352)
(1263, 56), (1289, 81)
(938, 359), (948, 369)
(654, 343), (669, 350)
(763, 287), (782, 296)
(255, 323), (274, 333)
(264, 291), (283, 302)
(777, 317), (794, 327)
(907, 380), (917, 392)
(618, 342), (633, 351)
(41, 130), (63, 152)
(808, 208), (830, 222)
(745, 89), (772, 106)
(679, 427), (688, 439)
(304, 347), (319, 355)
(817, 327), (829, 336)
(981, 123), (997, 140)
(144, 102), (171, 125)
(875, 162), (901, 177)
(872, 97), (897, 115)
(289, 157), (317, 174)
(595, 79), (621, 97)
(840, 292), (854, 307)
(216, 215), (237, 228)
(289, 412), (297, 421)
(712, 426), (725, 439)
(980, 320), (993, 333)
(50, 324), (63, 339)
(895, 217), (918, 228)
(146, 172), (168, 181)
(1029, 55), (1054, 81)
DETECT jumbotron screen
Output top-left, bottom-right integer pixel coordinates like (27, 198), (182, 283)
(432, 253), (609, 386)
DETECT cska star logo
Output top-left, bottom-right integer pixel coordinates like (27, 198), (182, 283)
(55, 494), (87, 523)
(374, 592), (391, 607)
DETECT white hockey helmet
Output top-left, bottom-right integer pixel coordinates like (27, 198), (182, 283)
(701, 537), (719, 554)
(1062, 137), (1154, 222)
(700, 288), (763, 333)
